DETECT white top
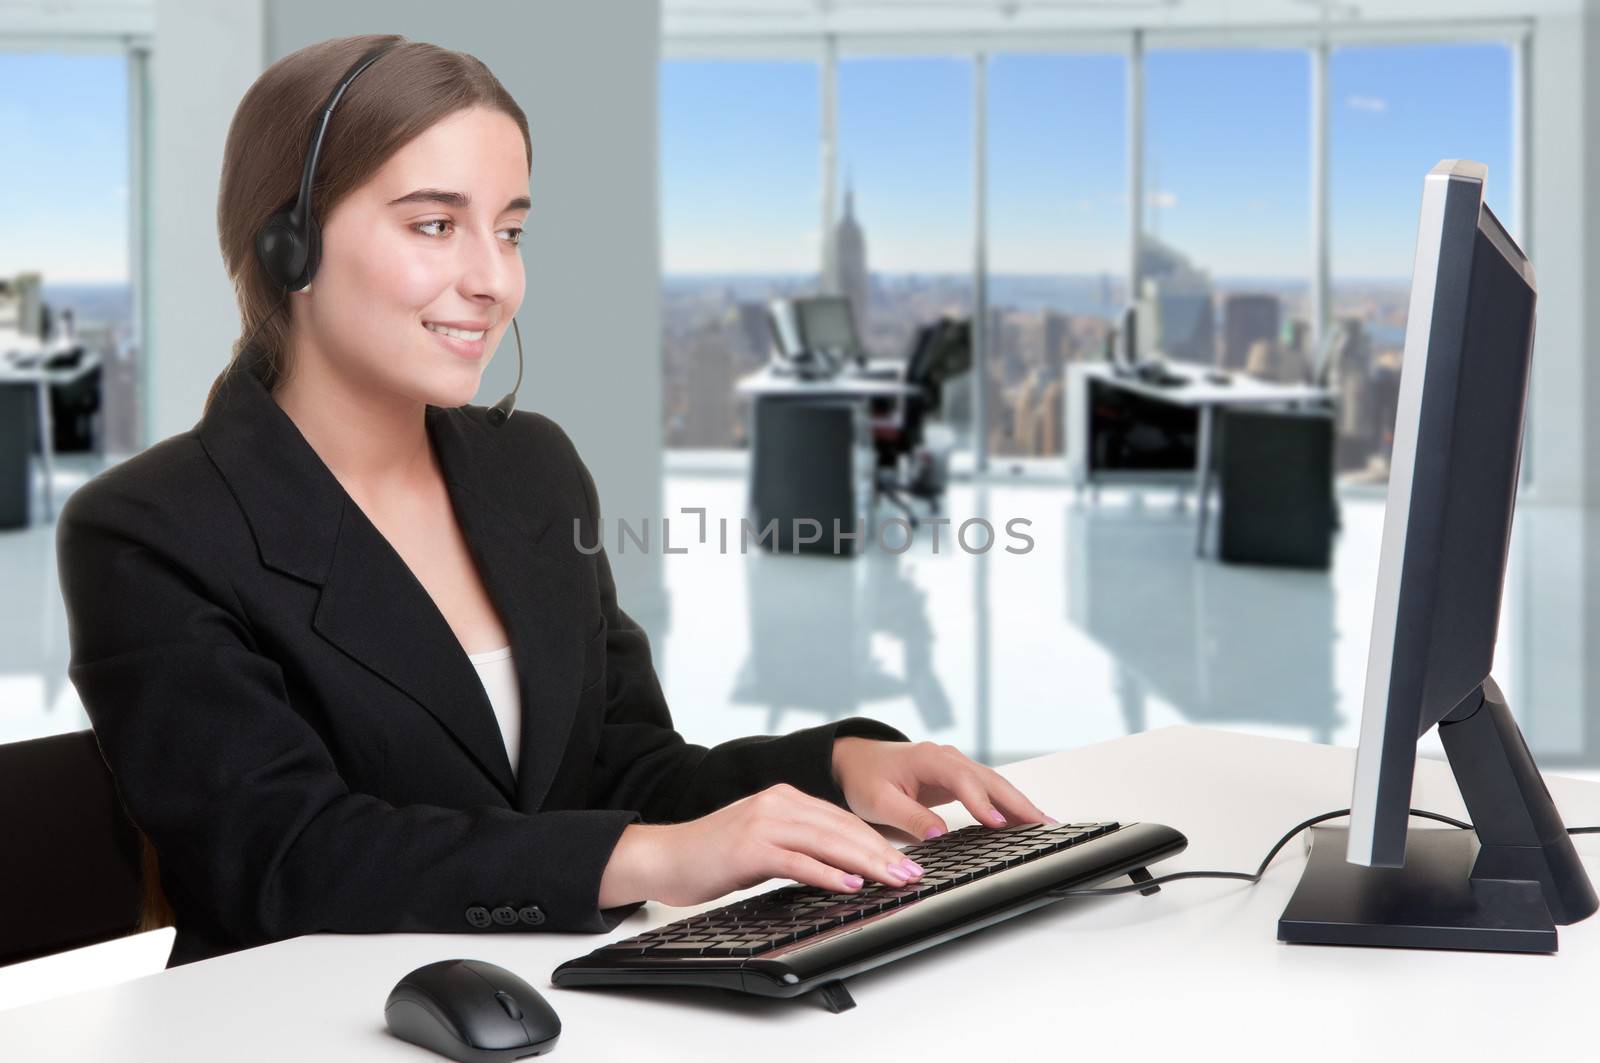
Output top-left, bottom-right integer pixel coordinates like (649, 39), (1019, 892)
(465, 644), (520, 779)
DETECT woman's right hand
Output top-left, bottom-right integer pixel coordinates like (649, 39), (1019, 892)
(597, 783), (925, 910)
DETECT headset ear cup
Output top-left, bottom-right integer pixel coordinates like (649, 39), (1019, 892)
(255, 213), (309, 291)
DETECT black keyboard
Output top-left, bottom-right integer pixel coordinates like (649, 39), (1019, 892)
(553, 819), (1187, 1010)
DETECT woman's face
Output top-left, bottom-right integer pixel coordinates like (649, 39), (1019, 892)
(300, 106), (529, 408)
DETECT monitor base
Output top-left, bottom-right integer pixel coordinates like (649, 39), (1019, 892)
(1278, 825), (1559, 953)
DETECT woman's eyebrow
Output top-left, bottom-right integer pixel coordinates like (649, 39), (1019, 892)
(387, 188), (531, 212)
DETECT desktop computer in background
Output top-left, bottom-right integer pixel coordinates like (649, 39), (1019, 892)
(795, 295), (868, 370)
(1278, 160), (1597, 952)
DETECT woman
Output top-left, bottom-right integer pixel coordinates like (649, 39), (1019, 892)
(55, 34), (1053, 969)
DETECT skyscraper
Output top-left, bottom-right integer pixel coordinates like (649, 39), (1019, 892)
(1043, 310), (1070, 377)
(831, 176), (870, 342)
(1223, 294), (1280, 372)
(1138, 235), (1216, 366)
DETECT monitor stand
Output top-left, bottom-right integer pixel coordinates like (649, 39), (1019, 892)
(1278, 678), (1598, 953)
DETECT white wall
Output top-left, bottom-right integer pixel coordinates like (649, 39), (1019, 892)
(150, 0), (666, 618)
(1527, 1), (1600, 510)
(148, 0), (263, 445)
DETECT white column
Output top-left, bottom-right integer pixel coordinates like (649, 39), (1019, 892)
(1310, 39), (1330, 348)
(973, 51), (989, 472)
(821, 34), (838, 291)
(1127, 31), (1144, 302)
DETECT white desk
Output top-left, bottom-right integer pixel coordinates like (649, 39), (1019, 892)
(735, 359), (920, 401)
(1065, 363), (1334, 557)
(4, 726), (1597, 1061)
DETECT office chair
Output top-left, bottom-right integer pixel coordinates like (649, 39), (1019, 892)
(0, 729), (174, 966)
(47, 348), (102, 453)
(870, 317), (971, 527)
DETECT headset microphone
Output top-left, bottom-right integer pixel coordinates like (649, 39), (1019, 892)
(487, 317), (524, 428)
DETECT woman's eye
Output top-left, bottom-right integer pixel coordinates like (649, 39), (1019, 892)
(499, 227), (523, 247)
(414, 219), (452, 237)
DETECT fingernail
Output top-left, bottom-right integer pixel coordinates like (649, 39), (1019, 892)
(884, 864), (908, 884)
(923, 825), (944, 840)
(1044, 816), (1061, 826)
(987, 809), (1006, 826)
(900, 858), (924, 877)
(842, 874), (864, 889)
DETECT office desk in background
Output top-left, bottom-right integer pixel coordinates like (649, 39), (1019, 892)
(2, 726), (1596, 1061)
(1064, 363), (1333, 557)
(735, 361), (921, 554)
(0, 343), (102, 525)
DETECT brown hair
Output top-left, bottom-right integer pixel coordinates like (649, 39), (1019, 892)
(204, 34), (531, 414)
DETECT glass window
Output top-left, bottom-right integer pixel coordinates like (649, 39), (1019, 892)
(0, 51), (133, 420)
(835, 55), (975, 448)
(986, 52), (1127, 459)
(660, 60), (820, 449)
(1142, 48), (1312, 379)
(1328, 42), (1514, 482)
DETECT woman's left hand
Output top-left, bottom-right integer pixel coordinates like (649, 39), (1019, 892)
(831, 737), (1058, 842)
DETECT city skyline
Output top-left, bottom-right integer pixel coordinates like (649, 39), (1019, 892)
(662, 42), (1515, 281)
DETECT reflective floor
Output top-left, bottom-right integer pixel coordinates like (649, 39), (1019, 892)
(5, 458), (1598, 779)
(648, 474), (1599, 775)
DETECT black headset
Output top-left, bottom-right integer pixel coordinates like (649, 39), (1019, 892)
(252, 40), (524, 427)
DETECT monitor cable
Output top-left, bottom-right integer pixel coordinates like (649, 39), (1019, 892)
(1049, 808), (1600, 900)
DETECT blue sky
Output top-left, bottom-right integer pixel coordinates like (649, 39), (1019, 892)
(4, 42), (1512, 285)
(0, 51), (128, 283)
(663, 41), (1514, 282)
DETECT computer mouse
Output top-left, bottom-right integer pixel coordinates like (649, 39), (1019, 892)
(385, 958), (561, 1061)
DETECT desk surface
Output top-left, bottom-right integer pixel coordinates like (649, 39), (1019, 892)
(737, 359), (919, 398)
(3, 726), (1597, 1061)
(1080, 361), (1333, 408)
(0, 350), (100, 385)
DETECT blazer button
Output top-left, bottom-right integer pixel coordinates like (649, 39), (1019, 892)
(491, 905), (518, 927)
(465, 906), (492, 929)
(518, 905), (546, 926)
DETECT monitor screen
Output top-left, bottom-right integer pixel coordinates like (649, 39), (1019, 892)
(1346, 160), (1536, 868)
(796, 296), (860, 355)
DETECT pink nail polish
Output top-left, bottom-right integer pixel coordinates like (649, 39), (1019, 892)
(1044, 815), (1061, 826)
(987, 809), (1006, 826)
(901, 859), (924, 877)
(842, 874), (864, 889)
(923, 825), (944, 840)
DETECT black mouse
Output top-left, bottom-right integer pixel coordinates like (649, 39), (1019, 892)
(385, 958), (561, 1061)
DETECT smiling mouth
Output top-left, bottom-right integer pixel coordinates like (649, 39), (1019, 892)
(422, 322), (487, 341)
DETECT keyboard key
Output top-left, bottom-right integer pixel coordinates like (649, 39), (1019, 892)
(649, 942), (710, 956)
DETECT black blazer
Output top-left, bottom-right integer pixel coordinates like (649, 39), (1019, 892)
(55, 362), (907, 968)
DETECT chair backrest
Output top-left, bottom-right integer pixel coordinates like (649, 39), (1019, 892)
(903, 320), (944, 385)
(0, 729), (143, 966)
(908, 318), (972, 414)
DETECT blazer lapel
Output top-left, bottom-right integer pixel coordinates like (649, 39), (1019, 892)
(198, 365), (586, 809)
(425, 406), (588, 814)
(310, 493), (520, 803)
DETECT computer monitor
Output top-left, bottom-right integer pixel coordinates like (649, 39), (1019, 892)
(795, 296), (865, 368)
(767, 299), (804, 359)
(1278, 160), (1596, 953)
